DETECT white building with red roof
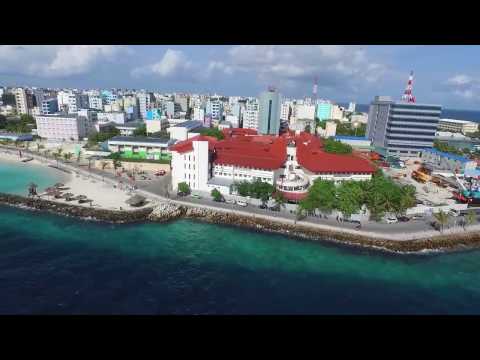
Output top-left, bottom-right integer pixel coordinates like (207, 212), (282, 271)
(169, 129), (376, 199)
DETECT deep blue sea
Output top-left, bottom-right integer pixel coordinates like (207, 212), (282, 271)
(2, 154), (480, 314)
(347, 104), (480, 123)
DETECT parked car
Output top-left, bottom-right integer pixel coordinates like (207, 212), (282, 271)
(385, 216), (398, 224)
(397, 216), (410, 222)
(258, 204), (267, 209)
(411, 214), (425, 220)
(191, 194), (202, 199)
(236, 200), (248, 207)
(214, 197), (225, 203)
(268, 206), (280, 212)
(449, 209), (461, 217)
(226, 199), (235, 204)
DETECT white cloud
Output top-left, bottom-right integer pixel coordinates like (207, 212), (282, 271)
(132, 49), (193, 79)
(444, 74), (480, 100)
(221, 45), (387, 93)
(0, 45), (128, 77)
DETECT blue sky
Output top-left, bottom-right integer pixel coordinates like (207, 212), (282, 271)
(1, 45), (479, 109)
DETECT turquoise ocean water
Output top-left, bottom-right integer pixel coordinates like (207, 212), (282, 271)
(1, 160), (480, 314)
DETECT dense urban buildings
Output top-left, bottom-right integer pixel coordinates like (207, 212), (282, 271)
(367, 96), (442, 158)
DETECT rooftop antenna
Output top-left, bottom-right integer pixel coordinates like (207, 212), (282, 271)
(401, 70), (416, 103)
(313, 76), (318, 103)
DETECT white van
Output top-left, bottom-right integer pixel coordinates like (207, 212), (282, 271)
(236, 200), (248, 207)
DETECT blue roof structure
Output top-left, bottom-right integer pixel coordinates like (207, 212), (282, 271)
(176, 120), (203, 130)
(422, 148), (470, 163)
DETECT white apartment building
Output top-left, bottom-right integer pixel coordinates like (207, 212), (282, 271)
(225, 115), (239, 128)
(35, 114), (88, 141)
(88, 95), (103, 110)
(57, 91), (83, 114)
(137, 92), (152, 119)
(281, 102), (292, 121)
(294, 104), (316, 120)
(193, 107), (205, 122)
(15, 88), (29, 115)
(350, 113), (368, 124)
(97, 112), (127, 125)
(206, 100), (223, 120)
(243, 100), (259, 130)
(331, 105), (344, 120)
(438, 118), (479, 134)
(171, 140), (211, 192)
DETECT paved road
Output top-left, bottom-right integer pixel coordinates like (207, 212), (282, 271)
(4, 145), (479, 239)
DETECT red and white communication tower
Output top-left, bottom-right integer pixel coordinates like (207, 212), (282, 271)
(401, 71), (416, 103)
(313, 76), (318, 101)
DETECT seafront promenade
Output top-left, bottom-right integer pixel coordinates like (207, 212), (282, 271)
(2, 145), (480, 245)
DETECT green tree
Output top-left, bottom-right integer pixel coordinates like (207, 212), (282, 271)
(111, 152), (122, 172)
(336, 181), (363, 218)
(178, 182), (190, 195)
(465, 210), (477, 229)
(200, 127), (225, 140)
(133, 124), (147, 137)
(433, 210), (450, 233)
(232, 181), (251, 197)
(300, 179), (336, 215)
(63, 152), (72, 162)
(323, 138), (352, 154)
(273, 192), (287, 209)
(211, 188), (223, 202)
(0, 114), (6, 129)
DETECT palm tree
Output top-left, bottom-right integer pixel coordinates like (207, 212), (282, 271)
(63, 152), (72, 162)
(465, 210), (477, 230)
(76, 150), (82, 163)
(273, 192), (287, 210)
(433, 210), (450, 233)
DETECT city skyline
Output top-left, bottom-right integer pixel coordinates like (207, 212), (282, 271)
(1, 45), (480, 110)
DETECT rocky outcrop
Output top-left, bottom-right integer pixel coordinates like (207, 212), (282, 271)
(0, 193), (153, 223)
(148, 201), (186, 222)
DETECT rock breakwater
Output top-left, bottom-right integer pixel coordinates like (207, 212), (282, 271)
(0, 193), (153, 223)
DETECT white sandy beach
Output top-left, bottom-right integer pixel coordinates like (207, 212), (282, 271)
(0, 149), (147, 211)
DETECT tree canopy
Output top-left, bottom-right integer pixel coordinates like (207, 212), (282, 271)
(133, 124), (147, 137)
(178, 182), (191, 194)
(232, 179), (275, 203)
(88, 128), (120, 146)
(299, 172), (417, 220)
(323, 138), (353, 154)
(200, 127), (225, 140)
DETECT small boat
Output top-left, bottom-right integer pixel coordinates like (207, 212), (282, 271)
(21, 157), (34, 163)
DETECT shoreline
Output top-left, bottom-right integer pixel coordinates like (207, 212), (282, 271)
(1, 191), (480, 254)
(2, 146), (480, 254)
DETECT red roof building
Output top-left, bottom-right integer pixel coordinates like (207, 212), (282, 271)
(169, 135), (218, 154)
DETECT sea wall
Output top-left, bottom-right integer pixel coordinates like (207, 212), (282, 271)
(0, 193), (153, 223)
(3, 190), (480, 253)
(149, 203), (480, 253)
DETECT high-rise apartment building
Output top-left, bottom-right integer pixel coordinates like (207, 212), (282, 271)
(15, 88), (29, 115)
(137, 92), (153, 119)
(41, 98), (59, 114)
(88, 95), (103, 110)
(367, 96), (442, 158)
(316, 102), (332, 121)
(206, 100), (223, 121)
(243, 100), (259, 130)
(258, 88), (281, 135)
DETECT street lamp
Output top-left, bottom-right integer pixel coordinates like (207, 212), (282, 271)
(353, 121), (360, 137)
